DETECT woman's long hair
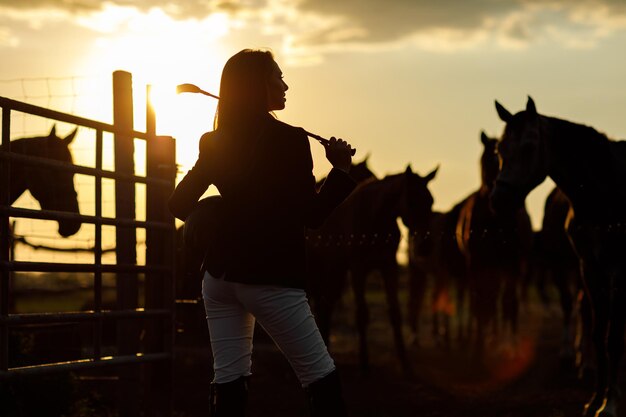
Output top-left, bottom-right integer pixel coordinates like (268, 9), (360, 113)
(214, 49), (275, 132)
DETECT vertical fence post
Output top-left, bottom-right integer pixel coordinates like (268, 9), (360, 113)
(112, 70), (140, 416)
(145, 84), (176, 417)
(93, 129), (103, 361)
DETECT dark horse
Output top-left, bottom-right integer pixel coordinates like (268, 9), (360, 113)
(407, 183), (467, 347)
(2, 125), (81, 237)
(538, 186), (593, 372)
(457, 131), (533, 354)
(307, 165), (437, 373)
(491, 97), (626, 417)
(316, 154), (376, 189)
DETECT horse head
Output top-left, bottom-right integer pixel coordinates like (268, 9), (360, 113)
(25, 125), (81, 237)
(399, 164), (437, 233)
(490, 96), (549, 213)
(479, 131), (499, 192)
(349, 153), (377, 183)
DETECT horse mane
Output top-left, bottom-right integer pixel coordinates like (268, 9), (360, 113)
(545, 115), (626, 221)
(344, 172), (404, 230)
(3, 136), (49, 157)
(0, 136), (27, 151)
(355, 172), (401, 195)
(548, 116), (611, 146)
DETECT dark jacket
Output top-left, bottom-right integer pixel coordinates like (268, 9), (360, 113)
(168, 116), (356, 289)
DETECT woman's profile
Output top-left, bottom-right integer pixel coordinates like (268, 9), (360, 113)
(168, 48), (356, 416)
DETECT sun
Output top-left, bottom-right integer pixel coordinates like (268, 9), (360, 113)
(73, 4), (231, 172)
(148, 83), (218, 171)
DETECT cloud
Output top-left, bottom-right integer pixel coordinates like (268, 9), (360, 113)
(296, 0), (516, 44)
(0, 0), (100, 12)
(1, 0), (625, 56)
(289, 0), (626, 51)
(0, 0), (257, 18)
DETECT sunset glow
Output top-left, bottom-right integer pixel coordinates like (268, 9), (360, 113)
(4, 4), (626, 416)
(1, 0), (626, 260)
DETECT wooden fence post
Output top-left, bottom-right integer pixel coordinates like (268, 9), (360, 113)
(112, 70), (140, 417)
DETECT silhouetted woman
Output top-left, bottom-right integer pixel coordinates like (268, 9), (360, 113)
(168, 49), (356, 417)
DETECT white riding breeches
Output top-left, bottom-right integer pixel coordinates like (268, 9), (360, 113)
(201, 271), (336, 386)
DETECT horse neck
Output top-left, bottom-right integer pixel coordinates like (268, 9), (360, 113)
(479, 154), (498, 196)
(356, 175), (403, 228)
(1, 139), (29, 204)
(546, 116), (616, 220)
(478, 182), (492, 198)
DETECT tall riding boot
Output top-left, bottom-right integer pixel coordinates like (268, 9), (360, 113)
(209, 375), (249, 417)
(305, 370), (348, 417)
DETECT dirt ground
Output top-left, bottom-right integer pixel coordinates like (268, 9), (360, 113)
(171, 275), (626, 417)
(7, 271), (624, 417)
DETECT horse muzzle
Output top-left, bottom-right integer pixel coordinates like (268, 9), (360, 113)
(58, 220), (81, 237)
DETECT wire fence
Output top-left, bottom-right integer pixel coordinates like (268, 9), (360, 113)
(0, 75), (149, 264)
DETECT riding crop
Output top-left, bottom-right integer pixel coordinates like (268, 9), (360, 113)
(176, 83), (356, 156)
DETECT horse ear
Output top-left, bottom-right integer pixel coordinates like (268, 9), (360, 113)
(405, 164), (413, 174)
(64, 127), (78, 145)
(495, 101), (512, 123)
(526, 96), (537, 115)
(49, 125), (57, 138)
(424, 165), (439, 183)
(480, 131), (489, 145)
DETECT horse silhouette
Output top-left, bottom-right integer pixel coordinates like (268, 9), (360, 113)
(456, 131), (533, 354)
(307, 164), (437, 374)
(491, 96), (626, 417)
(306, 156), (377, 345)
(2, 125), (81, 237)
(316, 154), (376, 190)
(537, 186), (594, 374)
(407, 184), (467, 348)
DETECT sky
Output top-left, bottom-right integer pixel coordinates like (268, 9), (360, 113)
(1, 0), (626, 262)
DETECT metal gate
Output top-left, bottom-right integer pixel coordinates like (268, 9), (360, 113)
(0, 71), (177, 416)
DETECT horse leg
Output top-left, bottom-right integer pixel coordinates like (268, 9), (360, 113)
(432, 282), (442, 346)
(455, 275), (469, 344)
(351, 268), (370, 374)
(596, 281), (626, 417)
(432, 278), (452, 349)
(382, 264), (412, 375)
(501, 268), (520, 341)
(535, 262), (552, 313)
(313, 292), (334, 347)
(582, 266), (610, 417)
(469, 269), (490, 356)
(407, 262), (428, 346)
(576, 287), (596, 383)
(553, 266), (576, 364)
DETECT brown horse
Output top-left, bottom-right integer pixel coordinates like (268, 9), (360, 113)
(537, 186), (594, 374)
(306, 165), (437, 374)
(407, 189), (468, 348)
(491, 97), (626, 417)
(2, 125), (81, 237)
(456, 131), (533, 354)
(306, 156), (377, 339)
